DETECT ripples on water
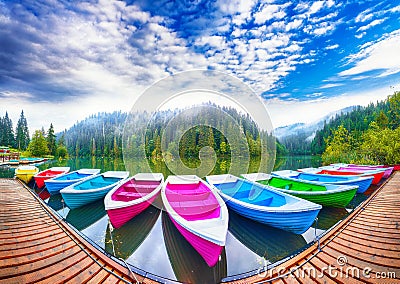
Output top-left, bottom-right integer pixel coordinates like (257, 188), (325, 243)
(0, 156), (379, 282)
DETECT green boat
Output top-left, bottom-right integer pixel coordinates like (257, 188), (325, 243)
(242, 173), (358, 208)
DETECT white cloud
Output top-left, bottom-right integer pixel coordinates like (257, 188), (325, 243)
(319, 83), (343, 89)
(266, 84), (398, 128)
(285, 19), (303, 31)
(253, 4), (287, 25)
(357, 18), (387, 32)
(326, 44), (339, 50)
(309, 1), (325, 15)
(340, 29), (400, 77)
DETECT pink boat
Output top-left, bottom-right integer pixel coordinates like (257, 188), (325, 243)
(104, 173), (164, 229)
(331, 163), (394, 178)
(161, 175), (228, 267)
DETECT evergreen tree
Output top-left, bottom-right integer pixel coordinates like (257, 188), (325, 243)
(15, 110), (30, 150)
(46, 123), (57, 156)
(388, 91), (400, 129)
(2, 112), (15, 147)
(27, 130), (49, 157)
(0, 117), (3, 145)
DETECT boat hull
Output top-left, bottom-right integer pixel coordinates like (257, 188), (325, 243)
(107, 195), (158, 229)
(319, 169), (384, 185)
(62, 187), (113, 209)
(221, 195), (319, 234)
(161, 175), (228, 267)
(34, 167), (70, 189)
(255, 177), (357, 207)
(280, 188), (356, 207)
(170, 215), (223, 267)
(15, 167), (38, 184)
(290, 172), (373, 193)
(46, 180), (76, 194)
(34, 176), (49, 189)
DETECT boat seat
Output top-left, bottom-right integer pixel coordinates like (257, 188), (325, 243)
(251, 197), (273, 206)
(76, 185), (93, 190)
(115, 191), (144, 201)
(170, 199), (219, 216)
(90, 181), (109, 187)
(167, 191), (210, 201)
(124, 184), (156, 193)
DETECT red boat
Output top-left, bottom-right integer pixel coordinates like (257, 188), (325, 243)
(318, 169), (385, 185)
(34, 167), (70, 189)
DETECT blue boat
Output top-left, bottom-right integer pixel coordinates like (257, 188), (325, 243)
(273, 170), (373, 193)
(60, 171), (129, 209)
(45, 168), (101, 194)
(205, 174), (321, 234)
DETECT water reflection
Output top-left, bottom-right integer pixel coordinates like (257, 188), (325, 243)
(313, 207), (349, 230)
(65, 199), (107, 231)
(47, 194), (64, 211)
(162, 212), (227, 283)
(105, 205), (161, 260)
(34, 187), (50, 200)
(1, 156), (381, 282)
(228, 211), (306, 263)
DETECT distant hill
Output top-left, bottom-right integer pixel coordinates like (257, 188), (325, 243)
(275, 106), (357, 155)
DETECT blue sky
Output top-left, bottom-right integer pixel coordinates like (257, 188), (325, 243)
(0, 0), (400, 131)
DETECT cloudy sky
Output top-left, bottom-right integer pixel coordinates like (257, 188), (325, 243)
(1, 0), (400, 132)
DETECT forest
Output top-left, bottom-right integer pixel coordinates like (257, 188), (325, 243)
(63, 104), (284, 160)
(317, 91), (400, 165)
(0, 110), (66, 158)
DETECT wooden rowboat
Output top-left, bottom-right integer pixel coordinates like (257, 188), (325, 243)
(60, 171), (129, 209)
(242, 172), (358, 207)
(206, 174), (321, 234)
(15, 165), (39, 184)
(104, 173), (163, 229)
(34, 167), (70, 189)
(161, 175), (228, 267)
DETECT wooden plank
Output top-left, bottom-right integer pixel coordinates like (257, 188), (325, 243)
(0, 242), (79, 271)
(332, 237), (400, 259)
(337, 232), (400, 251)
(0, 246), (82, 278)
(0, 237), (73, 260)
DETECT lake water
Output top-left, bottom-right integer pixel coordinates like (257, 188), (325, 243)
(1, 156), (375, 283)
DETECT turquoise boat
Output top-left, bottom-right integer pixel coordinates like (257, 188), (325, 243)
(45, 168), (101, 194)
(60, 171), (129, 209)
(206, 174), (321, 234)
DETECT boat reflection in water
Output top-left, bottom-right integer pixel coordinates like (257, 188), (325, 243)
(228, 211), (307, 263)
(65, 199), (107, 231)
(105, 205), (161, 260)
(162, 212), (227, 283)
(34, 187), (50, 200)
(47, 193), (64, 211)
(313, 207), (349, 230)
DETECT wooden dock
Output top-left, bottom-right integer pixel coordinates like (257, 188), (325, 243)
(1, 172), (399, 283)
(227, 172), (400, 283)
(0, 179), (158, 284)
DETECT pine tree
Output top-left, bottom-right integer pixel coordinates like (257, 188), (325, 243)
(2, 112), (15, 147)
(15, 110), (30, 150)
(0, 117), (4, 145)
(46, 123), (57, 156)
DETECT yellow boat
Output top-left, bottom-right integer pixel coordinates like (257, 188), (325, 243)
(15, 165), (39, 184)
